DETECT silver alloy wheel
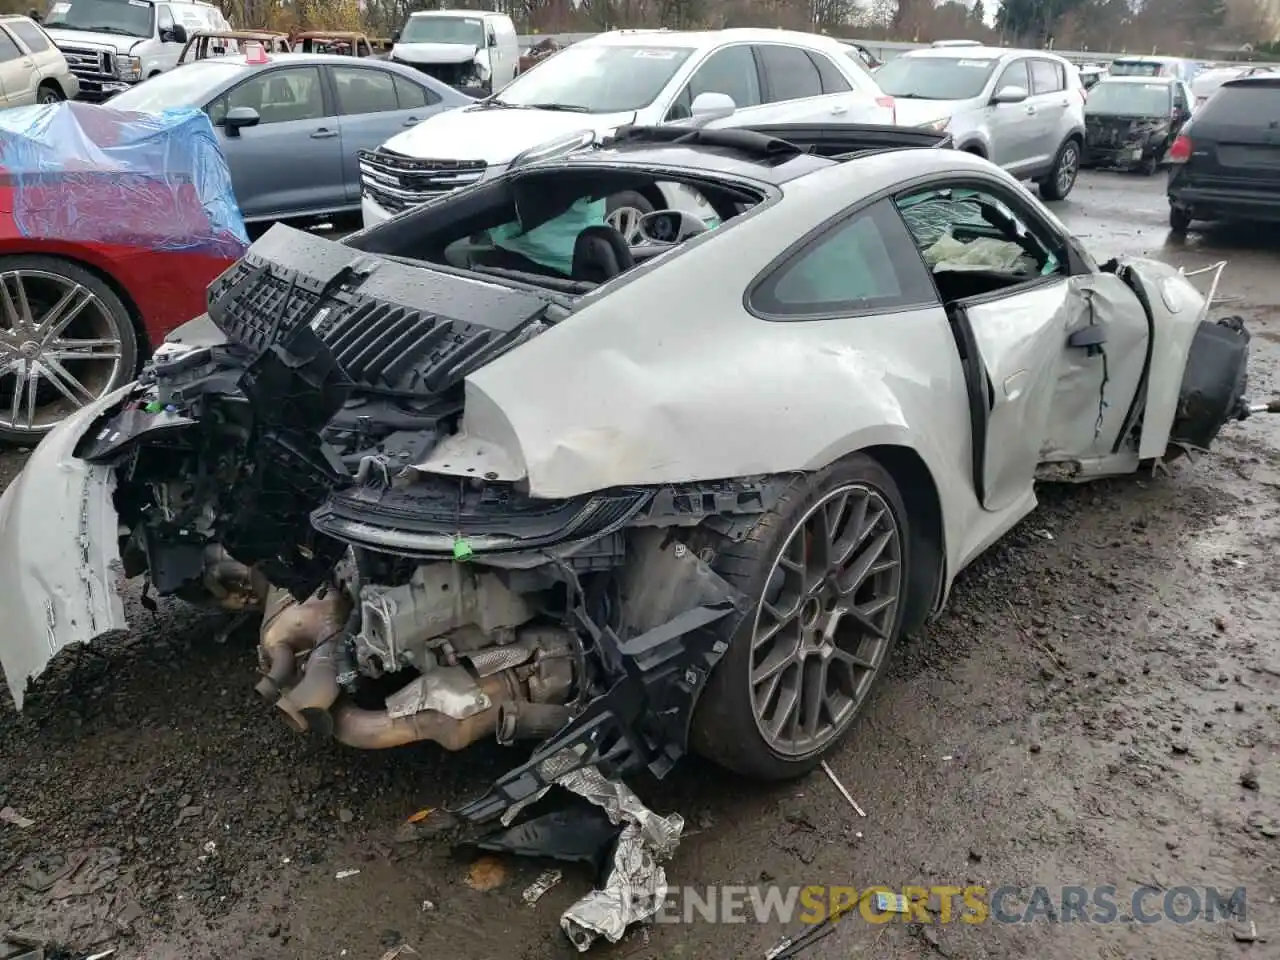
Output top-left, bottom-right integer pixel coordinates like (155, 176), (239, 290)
(748, 483), (903, 756)
(1057, 142), (1079, 195)
(0, 269), (124, 435)
(38, 88), (60, 104)
(606, 205), (646, 245)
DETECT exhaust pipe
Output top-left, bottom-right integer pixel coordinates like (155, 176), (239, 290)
(497, 700), (572, 743)
(254, 586), (348, 700)
(329, 672), (518, 751)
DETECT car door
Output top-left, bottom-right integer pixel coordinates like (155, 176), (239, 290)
(987, 58), (1036, 170)
(0, 25), (37, 106)
(662, 43), (762, 121)
(747, 43), (856, 123)
(329, 65), (444, 203)
(6, 19), (61, 99)
(1027, 58), (1069, 166)
(892, 181), (1105, 512)
(206, 65), (345, 221)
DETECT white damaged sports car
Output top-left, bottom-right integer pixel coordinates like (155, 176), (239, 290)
(0, 124), (1266, 819)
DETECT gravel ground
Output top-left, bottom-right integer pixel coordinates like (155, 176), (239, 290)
(1, 171), (1278, 960)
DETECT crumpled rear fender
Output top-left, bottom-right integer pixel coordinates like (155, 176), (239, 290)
(0, 387), (131, 709)
(1120, 257), (1217, 460)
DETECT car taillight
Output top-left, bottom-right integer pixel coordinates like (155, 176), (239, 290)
(876, 95), (896, 125)
(1167, 134), (1192, 163)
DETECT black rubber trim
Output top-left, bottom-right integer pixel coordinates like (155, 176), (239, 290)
(1110, 266), (1157, 454)
(947, 302), (991, 506)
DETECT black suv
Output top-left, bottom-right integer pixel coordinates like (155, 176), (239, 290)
(1167, 74), (1280, 233)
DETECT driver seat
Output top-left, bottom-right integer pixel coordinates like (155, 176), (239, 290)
(571, 225), (635, 284)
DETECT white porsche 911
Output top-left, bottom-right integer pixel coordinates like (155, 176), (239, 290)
(0, 122), (1266, 820)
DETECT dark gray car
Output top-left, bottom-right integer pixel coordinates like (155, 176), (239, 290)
(109, 52), (471, 222)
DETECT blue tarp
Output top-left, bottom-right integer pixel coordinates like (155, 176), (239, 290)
(0, 101), (248, 257)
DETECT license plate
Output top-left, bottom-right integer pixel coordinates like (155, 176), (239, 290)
(1130, 147), (1144, 161)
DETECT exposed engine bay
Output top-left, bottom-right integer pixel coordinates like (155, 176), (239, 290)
(72, 225), (780, 826)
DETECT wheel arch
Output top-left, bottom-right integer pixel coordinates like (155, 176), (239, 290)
(861, 443), (947, 633)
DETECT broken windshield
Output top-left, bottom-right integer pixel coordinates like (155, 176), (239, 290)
(1087, 81), (1172, 117)
(44, 0), (153, 37)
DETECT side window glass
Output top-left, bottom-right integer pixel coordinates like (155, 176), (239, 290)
(333, 66), (399, 114)
(157, 4), (174, 30)
(10, 20), (51, 53)
(1029, 59), (1063, 95)
(666, 45), (760, 121)
(216, 67), (327, 125)
(0, 30), (22, 63)
(759, 44), (823, 102)
(809, 51), (851, 93)
(751, 200), (937, 319)
(997, 60), (1029, 93)
(394, 74), (435, 108)
(895, 186), (1063, 287)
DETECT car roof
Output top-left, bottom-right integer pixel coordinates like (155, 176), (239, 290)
(1098, 75), (1176, 85)
(408, 8), (501, 15)
(578, 27), (853, 55)
(200, 51), (410, 69)
(1112, 55), (1182, 63)
(898, 45), (1052, 62)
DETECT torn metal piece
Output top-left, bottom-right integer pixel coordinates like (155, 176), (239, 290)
(0, 807), (35, 829)
(523, 870), (564, 906)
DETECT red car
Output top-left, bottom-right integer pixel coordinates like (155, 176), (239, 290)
(0, 102), (247, 443)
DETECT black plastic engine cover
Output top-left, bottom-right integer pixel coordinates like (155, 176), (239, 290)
(1170, 316), (1251, 450)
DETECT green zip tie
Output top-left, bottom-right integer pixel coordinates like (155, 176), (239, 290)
(452, 538), (474, 561)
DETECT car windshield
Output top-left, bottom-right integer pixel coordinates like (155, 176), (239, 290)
(497, 44), (693, 113)
(1110, 61), (1166, 78)
(400, 15), (484, 46)
(43, 0), (153, 37)
(109, 59), (242, 109)
(872, 55), (999, 100)
(1087, 81), (1171, 116)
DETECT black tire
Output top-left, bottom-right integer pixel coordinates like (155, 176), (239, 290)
(0, 255), (138, 445)
(1038, 137), (1081, 201)
(604, 190), (654, 245)
(690, 453), (914, 780)
(37, 82), (62, 104)
(1141, 156), (1159, 176)
(1169, 205), (1192, 234)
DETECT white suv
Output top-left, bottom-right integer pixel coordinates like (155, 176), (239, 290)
(359, 28), (896, 231)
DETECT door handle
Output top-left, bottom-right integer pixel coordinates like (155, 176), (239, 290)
(310, 128), (338, 139)
(403, 115), (421, 126)
(1025, 105), (1036, 114)
(21, 58), (33, 67)
(830, 104), (847, 115)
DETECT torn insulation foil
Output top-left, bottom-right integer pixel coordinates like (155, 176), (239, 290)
(507, 752), (685, 951)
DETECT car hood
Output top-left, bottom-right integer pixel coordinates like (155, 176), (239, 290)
(379, 104), (636, 163)
(44, 27), (142, 52)
(392, 41), (478, 65)
(890, 98), (960, 127)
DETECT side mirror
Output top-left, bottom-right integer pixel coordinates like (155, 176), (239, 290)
(391, 29), (400, 43)
(991, 84), (1028, 105)
(691, 90), (735, 120)
(165, 23), (188, 44)
(223, 105), (260, 135)
(637, 209), (710, 245)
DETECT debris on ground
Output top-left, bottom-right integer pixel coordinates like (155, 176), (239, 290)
(468, 807), (619, 871)
(0, 807), (35, 828)
(335, 869), (361, 880)
(0, 930), (45, 960)
(464, 857), (506, 892)
(552, 761), (684, 952)
(820, 761), (867, 817)
(406, 808), (434, 824)
(377, 946), (419, 960)
(522, 870), (563, 906)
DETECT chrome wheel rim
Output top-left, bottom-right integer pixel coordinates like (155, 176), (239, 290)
(0, 270), (123, 434)
(39, 90), (59, 104)
(749, 483), (903, 757)
(1057, 143), (1079, 194)
(606, 205), (646, 244)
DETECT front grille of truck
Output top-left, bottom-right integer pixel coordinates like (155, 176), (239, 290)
(61, 45), (114, 79)
(358, 148), (486, 213)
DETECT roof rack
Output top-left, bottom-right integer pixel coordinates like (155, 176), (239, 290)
(603, 123), (952, 163)
(1224, 74), (1280, 87)
(605, 125), (804, 159)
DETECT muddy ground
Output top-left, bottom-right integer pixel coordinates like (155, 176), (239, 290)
(1, 172), (1278, 960)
